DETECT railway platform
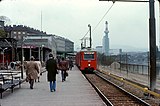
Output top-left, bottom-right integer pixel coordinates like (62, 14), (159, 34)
(0, 66), (106, 106)
(98, 65), (160, 91)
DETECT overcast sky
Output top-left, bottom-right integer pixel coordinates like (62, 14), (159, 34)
(0, 0), (159, 51)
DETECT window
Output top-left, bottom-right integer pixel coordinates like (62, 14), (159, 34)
(14, 36), (17, 39)
(84, 54), (94, 60)
(18, 32), (21, 34)
(22, 32), (26, 34)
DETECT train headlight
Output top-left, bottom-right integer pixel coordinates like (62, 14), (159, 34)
(88, 64), (90, 67)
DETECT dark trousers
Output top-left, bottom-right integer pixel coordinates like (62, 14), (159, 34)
(61, 70), (66, 81)
(29, 79), (34, 89)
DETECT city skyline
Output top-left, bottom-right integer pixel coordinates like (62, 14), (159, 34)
(0, 0), (159, 51)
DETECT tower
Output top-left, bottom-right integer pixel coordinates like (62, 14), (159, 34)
(102, 21), (109, 56)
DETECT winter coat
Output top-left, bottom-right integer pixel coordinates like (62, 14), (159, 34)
(26, 61), (39, 80)
(35, 61), (42, 77)
(59, 60), (69, 71)
(46, 58), (58, 81)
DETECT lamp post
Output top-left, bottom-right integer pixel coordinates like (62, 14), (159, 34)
(88, 24), (92, 48)
(2, 47), (7, 68)
(21, 44), (24, 79)
(21, 36), (27, 79)
(41, 45), (44, 64)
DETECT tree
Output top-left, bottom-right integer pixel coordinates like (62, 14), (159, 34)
(0, 16), (11, 25)
(0, 29), (6, 38)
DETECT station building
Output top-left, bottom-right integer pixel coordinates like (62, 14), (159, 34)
(0, 22), (74, 68)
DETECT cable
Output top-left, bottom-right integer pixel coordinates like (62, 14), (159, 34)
(81, 29), (90, 40)
(92, 2), (115, 32)
(81, 2), (115, 42)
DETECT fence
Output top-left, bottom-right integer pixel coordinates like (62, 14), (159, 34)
(107, 62), (160, 77)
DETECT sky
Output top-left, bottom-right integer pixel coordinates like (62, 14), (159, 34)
(0, 0), (159, 51)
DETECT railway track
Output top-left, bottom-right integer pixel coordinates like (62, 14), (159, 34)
(84, 71), (151, 106)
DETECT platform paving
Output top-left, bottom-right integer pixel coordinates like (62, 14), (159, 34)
(0, 66), (106, 106)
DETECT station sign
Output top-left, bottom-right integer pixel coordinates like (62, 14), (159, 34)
(22, 45), (36, 48)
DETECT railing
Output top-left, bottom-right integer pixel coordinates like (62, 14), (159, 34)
(99, 62), (160, 77)
(120, 63), (149, 75)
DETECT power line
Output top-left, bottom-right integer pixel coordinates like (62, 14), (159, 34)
(81, 2), (115, 42)
(81, 29), (90, 40)
(92, 2), (115, 32)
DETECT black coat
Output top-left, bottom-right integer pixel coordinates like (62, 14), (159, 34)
(46, 58), (57, 81)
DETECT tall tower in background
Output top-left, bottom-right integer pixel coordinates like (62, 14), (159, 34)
(102, 21), (109, 56)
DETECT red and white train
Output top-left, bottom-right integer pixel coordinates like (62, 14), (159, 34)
(75, 48), (97, 73)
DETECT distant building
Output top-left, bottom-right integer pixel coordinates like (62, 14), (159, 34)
(109, 49), (122, 55)
(0, 21), (4, 30)
(54, 35), (74, 56)
(96, 46), (102, 53)
(102, 21), (109, 56)
(3, 25), (74, 61)
(25, 34), (57, 61)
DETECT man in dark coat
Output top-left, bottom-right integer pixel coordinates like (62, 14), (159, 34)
(46, 54), (58, 92)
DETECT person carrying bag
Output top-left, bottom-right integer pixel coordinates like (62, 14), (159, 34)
(59, 57), (69, 82)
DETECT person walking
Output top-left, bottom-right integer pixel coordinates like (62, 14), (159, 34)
(26, 56), (39, 89)
(35, 59), (42, 82)
(68, 57), (73, 70)
(59, 57), (68, 82)
(46, 54), (58, 92)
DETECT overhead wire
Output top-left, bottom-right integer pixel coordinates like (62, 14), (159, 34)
(92, 2), (115, 32)
(81, 29), (90, 40)
(80, 2), (115, 46)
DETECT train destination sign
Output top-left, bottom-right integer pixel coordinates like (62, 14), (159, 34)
(84, 52), (94, 54)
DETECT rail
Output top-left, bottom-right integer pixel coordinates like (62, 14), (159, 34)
(87, 70), (151, 105)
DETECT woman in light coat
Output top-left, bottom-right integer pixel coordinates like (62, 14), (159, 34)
(35, 60), (42, 82)
(26, 56), (39, 89)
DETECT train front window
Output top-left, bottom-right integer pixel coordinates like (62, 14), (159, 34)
(84, 54), (94, 60)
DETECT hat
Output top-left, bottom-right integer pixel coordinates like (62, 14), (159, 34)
(49, 54), (53, 57)
(30, 56), (35, 60)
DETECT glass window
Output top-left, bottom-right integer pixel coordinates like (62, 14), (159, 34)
(14, 36), (16, 39)
(84, 54), (94, 60)
(18, 32), (21, 34)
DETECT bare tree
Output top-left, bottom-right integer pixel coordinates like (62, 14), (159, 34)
(0, 16), (11, 25)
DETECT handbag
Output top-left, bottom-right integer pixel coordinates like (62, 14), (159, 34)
(65, 72), (68, 77)
(26, 76), (29, 82)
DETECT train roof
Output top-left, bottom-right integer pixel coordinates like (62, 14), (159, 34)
(79, 48), (96, 52)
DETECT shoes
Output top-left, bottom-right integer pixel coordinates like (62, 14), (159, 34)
(30, 86), (33, 89)
(50, 89), (56, 92)
(62, 79), (66, 82)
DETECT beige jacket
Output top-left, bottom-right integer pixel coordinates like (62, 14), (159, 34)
(26, 61), (39, 80)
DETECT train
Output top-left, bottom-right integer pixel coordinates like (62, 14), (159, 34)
(75, 48), (97, 73)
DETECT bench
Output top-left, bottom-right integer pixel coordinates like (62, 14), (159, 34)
(0, 73), (22, 98)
